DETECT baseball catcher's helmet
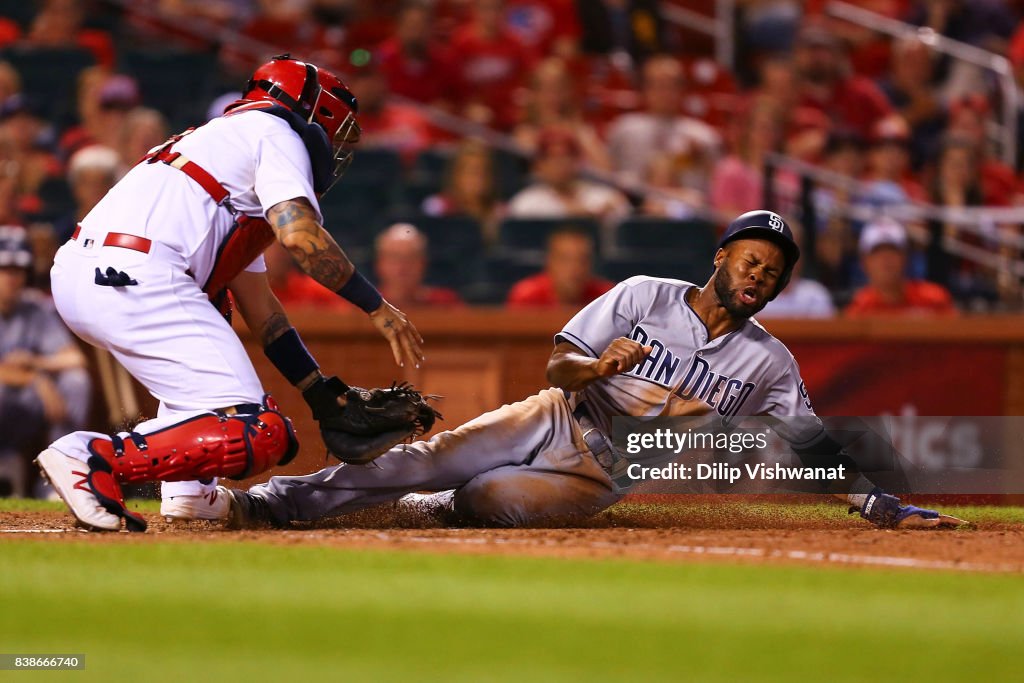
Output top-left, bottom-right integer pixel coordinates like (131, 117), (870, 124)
(240, 55), (361, 183)
(717, 210), (800, 298)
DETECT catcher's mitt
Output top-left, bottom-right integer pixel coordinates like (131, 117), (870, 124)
(302, 376), (439, 464)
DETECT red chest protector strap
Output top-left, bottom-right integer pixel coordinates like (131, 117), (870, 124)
(143, 135), (276, 301)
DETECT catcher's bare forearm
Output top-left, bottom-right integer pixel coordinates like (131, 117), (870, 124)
(267, 197), (355, 291)
(230, 269), (322, 389)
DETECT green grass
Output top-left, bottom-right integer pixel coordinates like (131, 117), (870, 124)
(6, 497), (1023, 524)
(1, 539), (1022, 682)
(600, 501), (1024, 526)
(0, 497), (160, 513)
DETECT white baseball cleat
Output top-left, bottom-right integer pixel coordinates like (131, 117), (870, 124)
(398, 490), (456, 516)
(34, 448), (121, 531)
(160, 487), (231, 523)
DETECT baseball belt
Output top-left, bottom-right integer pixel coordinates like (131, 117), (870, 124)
(71, 224), (152, 254)
(572, 402), (632, 490)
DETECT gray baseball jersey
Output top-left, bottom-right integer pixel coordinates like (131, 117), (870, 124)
(252, 276), (824, 525)
(558, 276), (817, 434)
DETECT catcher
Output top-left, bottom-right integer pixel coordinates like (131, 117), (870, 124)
(36, 55), (436, 532)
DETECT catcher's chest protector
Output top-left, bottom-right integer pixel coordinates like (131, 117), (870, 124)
(86, 405), (299, 485)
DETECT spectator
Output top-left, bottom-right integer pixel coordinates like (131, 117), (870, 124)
(877, 35), (944, 170)
(205, 91), (242, 122)
(812, 129), (866, 290)
(792, 20), (892, 141)
(374, 223), (464, 309)
(0, 95), (60, 201)
(0, 60), (21, 105)
(505, 0), (581, 59)
(376, 0), (459, 109)
(710, 95), (784, 218)
(0, 226), (91, 497)
(513, 57), (610, 171)
(862, 116), (926, 204)
(52, 145), (121, 244)
(605, 54), (721, 191)
(506, 225), (613, 308)
(737, 0), (801, 62)
(757, 221), (836, 318)
(0, 151), (21, 227)
(450, 0), (535, 131)
(506, 128), (630, 224)
(845, 217), (957, 317)
(906, 0), (1017, 53)
(577, 0), (666, 66)
(944, 94), (1016, 206)
(24, 0), (116, 68)
(345, 58), (434, 162)
(421, 140), (504, 243)
(925, 134), (994, 305)
(118, 107), (169, 167)
(59, 72), (140, 157)
(264, 241), (351, 310)
(638, 152), (704, 218)
(640, 153), (704, 218)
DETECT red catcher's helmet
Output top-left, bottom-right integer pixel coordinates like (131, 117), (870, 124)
(242, 54), (361, 185)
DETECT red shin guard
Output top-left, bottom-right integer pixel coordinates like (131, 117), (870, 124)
(83, 455), (148, 532)
(87, 403), (299, 485)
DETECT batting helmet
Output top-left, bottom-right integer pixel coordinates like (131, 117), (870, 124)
(717, 210), (800, 298)
(239, 55), (361, 185)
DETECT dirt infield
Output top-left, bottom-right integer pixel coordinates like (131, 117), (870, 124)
(4, 500), (1023, 574)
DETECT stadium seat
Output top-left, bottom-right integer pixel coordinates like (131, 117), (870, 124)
(497, 217), (602, 259)
(0, 0), (37, 30)
(410, 148), (451, 186)
(605, 217), (717, 282)
(612, 216), (718, 253)
(33, 177), (74, 222)
(0, 47), (95, 124)
(319, 149), (405, 245)
(492, 148), (530, 200)
(383, 214), (485, 291)
(318, 186), (392, 255)
(118, 48), (219, 128)
(600, 255), (700, 284)
(465, 256), (544, 305)
(348, 148), (403, 186)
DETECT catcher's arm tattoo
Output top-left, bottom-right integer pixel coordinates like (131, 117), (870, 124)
(259, 312), (292, 346)
(267, 197), (355, 291)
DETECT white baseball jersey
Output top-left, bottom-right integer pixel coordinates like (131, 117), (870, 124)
(557, 276), (818, 436)
(77, 110), (323, 288)
(51, 110), (325, 502)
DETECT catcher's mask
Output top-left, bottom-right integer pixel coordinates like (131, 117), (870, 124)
(717, 210), (800, 299)
(238, 54), (360, 193)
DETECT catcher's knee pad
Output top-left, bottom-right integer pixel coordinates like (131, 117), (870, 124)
(87, 398), (299, 484)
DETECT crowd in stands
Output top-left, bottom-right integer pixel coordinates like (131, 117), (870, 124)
(2, 0), (1023, 496)
(1, 0), (1022, 317)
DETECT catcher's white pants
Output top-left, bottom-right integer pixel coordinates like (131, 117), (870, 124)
(48, 236), (265, 498)
(254, 388), (622, 526)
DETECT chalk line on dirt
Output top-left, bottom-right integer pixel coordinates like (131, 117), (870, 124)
(371, 532), (1022, 573)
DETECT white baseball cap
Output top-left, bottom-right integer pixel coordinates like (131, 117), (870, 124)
(859, 217), (907, 255)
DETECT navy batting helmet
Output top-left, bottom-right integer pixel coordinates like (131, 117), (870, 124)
(717, 210), (800, 298)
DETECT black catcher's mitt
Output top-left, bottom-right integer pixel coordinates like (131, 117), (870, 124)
(302, 376), (439, 464)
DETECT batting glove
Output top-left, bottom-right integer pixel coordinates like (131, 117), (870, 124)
(854, 487), (967, 529)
